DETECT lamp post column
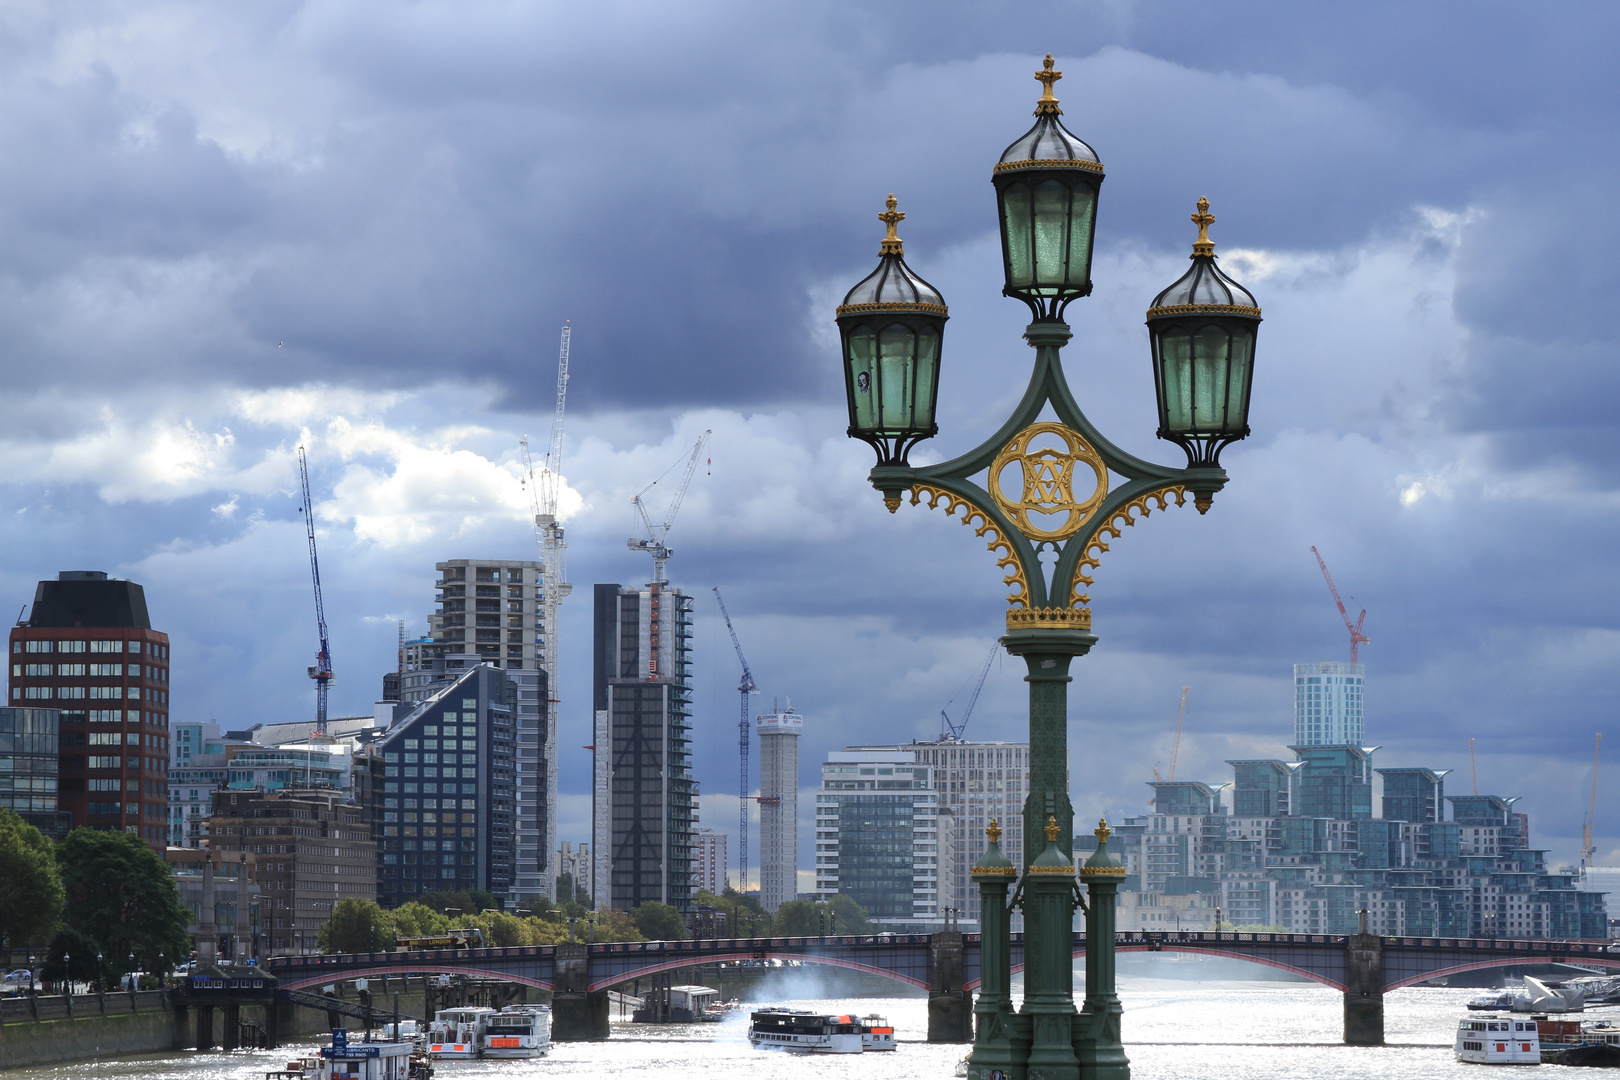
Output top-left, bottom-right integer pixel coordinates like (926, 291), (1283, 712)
(1077, 821), (1129, 1080)
(968, 822), (1018, 1080)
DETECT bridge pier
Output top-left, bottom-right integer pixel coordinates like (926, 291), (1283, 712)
(1343, 924), (1384, 1046)
(551, 942), (609, 1041)
(928, 928), (973, 1043)
(195, 1004), (214, 1051)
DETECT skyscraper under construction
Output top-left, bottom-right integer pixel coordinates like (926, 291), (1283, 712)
(591, 582), (696, 912)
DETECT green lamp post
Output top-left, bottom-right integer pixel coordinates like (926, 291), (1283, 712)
(838, 54), (1262, 1080)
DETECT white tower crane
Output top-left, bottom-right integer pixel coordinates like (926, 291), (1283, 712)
(628, 430), (711, 584)
(520, 321), (573, 900)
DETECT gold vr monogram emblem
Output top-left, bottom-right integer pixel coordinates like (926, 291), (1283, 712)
(989, 422), (1108, 541)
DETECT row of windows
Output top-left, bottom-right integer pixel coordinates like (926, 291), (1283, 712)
(17, 640), (168, 658)
(13, 686), (169, 703)
(12, 663), (161, 678)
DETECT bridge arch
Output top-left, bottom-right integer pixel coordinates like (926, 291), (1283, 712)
(279, 966), (553, 994)
(1384, 954), (1620, 992)
(588, 951), (927, 993)
(964, 945), (1347, 993)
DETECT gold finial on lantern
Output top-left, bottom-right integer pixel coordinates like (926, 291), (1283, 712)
(1095, 817), (1112, 844)
(879, 194), (905, 255)
(1191, 197), (1216, 257)
(1044, 815), (1061, 842)
(987, 818), (1002, 843)
(1034, 54), (1063, 115)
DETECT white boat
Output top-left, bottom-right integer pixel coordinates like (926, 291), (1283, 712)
(317, 1029), (415, 1080)
(426, 1006), (494, 1060)
(748, 1008), (865, 1053)
(1455, 1014), (1540, 1064)
(858, 1014), (896, 1051)
(480, 1004), (552, 1058)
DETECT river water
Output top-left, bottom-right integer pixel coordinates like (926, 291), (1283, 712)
(12, 961), (1542, 1080)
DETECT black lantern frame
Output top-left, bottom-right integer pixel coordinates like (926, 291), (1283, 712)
(992, 56), (1105, 322)
(836, 195), (949, 467)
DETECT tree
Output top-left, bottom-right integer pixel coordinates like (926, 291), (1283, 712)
(630, 901), (688, 941)
(0, 809), (63, 948)
(320, 898), (389, 953)
(555, 872), (590, 908)
(825, 894), (874, 936)
(415, 890), (497, 916)
(40, 926), (103, 988)
(386, 902), (449, 939)
(694, 888), (770, 937)
(56, 829), (190, 978)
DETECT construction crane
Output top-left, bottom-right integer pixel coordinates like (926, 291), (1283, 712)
(713, 587), (759, 894)
(1469, 737), (1478, 795)
(628, 431), (711, 585)
(1169, 686), (1190, 782)
(519, 322), (573, 900)
(940, 643), (999, 741)
(1311, 546), (1369, 663)
(296, 446), (334, 737)
(1582, 733), (1603, 868)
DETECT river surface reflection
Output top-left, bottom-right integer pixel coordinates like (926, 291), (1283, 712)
(12, 963), (1516, 1080)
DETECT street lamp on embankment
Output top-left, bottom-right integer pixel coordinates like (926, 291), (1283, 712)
(836, 54), (1263, 1080)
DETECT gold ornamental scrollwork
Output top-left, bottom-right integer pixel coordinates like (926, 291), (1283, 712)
(909, 484), (1031, 608)
(989, 422), (1109, 542)
(1071, 485), (1188, 605)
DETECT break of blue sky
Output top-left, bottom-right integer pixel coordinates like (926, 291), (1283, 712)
(1, 2), (1616, 879)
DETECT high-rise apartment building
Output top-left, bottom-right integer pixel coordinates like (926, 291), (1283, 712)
(556, 840), (593, 904)
(0, 708), (68, 838)
(849, 739), (1028, 930)
(756, 707), (802, 912)
(7, 571), (171, 845)
(373, 665), (517, 906)
(1294, 661), (1365, 746)
(591, 583), (697, 912)
(693, 830), (728, 895)
(814, 747), (943, 931)
(205, 788), (375, 955)
(420, 559), (554, 900)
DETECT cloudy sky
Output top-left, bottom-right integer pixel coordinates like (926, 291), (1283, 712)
(2, 2), (1617, 882)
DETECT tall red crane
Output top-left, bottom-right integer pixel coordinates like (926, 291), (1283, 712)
(1311, 546), (1368, 663)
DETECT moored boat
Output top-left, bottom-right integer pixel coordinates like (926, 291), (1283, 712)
(1455, 1014), (1540, 1064)
(748, 1008), (865, 1053)
(317, 1029), (415, 1080)
(858, 1014), (896, 1051)
(426, 1006), (494, 1060)
(480, 1004), (552, 1058)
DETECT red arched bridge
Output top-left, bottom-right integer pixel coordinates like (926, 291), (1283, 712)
(266, 931), (1620, 1044)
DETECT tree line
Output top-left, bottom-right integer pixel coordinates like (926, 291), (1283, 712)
(0, 809), (191, 986)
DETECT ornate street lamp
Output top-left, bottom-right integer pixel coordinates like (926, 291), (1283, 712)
(1146, 197), (1262, 469)
(839, 54), (1263, 1080)
(836, 194), (949, 467)
(993, 55), (1105, 321)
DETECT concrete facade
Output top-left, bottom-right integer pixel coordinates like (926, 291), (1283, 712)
(755, 707), (801, 912)
(692, 830), (727, 895)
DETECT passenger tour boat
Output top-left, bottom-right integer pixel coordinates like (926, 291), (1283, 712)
(426, 1006), (494, 1060)
(1455, 1014), (1540, 1064)
(748, 1008), (866, 1053)
(479, 1004), (553, 1058)
(858, 1014), (896, 1051)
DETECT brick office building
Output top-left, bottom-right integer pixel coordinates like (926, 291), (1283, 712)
(206, 788), (376, 955)
(7, 571), (171, 845)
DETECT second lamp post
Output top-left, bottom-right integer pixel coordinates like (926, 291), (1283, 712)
(837, 55), (1262, 1080)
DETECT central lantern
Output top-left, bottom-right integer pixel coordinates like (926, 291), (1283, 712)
(992, 55), (1105, 321)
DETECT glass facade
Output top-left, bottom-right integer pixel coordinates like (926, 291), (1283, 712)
(0, 707), (66, 836)
(814, 749), (942, 931)
(1294, 661), (1365, 746)
(374, 665), (515, 907)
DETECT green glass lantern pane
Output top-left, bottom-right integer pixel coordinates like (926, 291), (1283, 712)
(1001, 184), (1033, 288)
(913, 326), (940, 428)
(1192, 324), (1231, 431)
(1067, 184), (1096, 285)
(1159, 328), (1194, 431)
(877, 324), (917, 429)
(1225, 328), (1254, 427)
(847, 326), (879, 430)
(1032, 180), (1069, 290)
